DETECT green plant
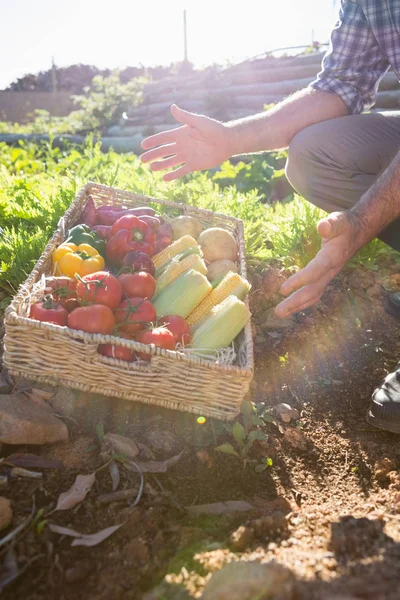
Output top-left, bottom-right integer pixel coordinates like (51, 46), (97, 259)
(215, 400), (270, 470)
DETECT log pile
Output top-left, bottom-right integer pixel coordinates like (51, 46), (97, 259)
(108, 51), (400, 144)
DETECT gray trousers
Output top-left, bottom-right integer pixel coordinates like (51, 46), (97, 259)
(285, 111), (400, 251)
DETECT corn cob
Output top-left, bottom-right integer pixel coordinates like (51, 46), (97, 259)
(153, 268), (212, 318)
(187, 271), (251, 329)
(190, 295), (251, 354)
(152, 235), (198, 271)
(154, 253), (207, 298)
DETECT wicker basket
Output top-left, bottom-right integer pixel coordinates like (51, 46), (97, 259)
(3, 182), (254, 421)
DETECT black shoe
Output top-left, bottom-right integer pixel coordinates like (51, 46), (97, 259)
(387, 292), (400, 318)
(367, 368), (400, 433)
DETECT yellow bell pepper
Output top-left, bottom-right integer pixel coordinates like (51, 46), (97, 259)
(53, 243), (105, 278)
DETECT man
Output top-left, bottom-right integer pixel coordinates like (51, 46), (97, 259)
(140, 0), (400, 433)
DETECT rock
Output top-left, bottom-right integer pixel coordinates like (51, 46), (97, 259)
(49, 386), (77, 418)
(196, 449), (215, 469)
(145, 429), (181, 455)
(250, 512), (287, 535)
(283, 428), (307, 451)
(263, 308), (294, 330)
(347, 269), (376, 290)
(0, 497), (12, 530)
(374, 457), (399, 483)
(65, 563), (92, 584)
(274, 403), (299, 423)
(44, 435), (97, 470)
(0, 394), (68, 445)
(201, 560), (295, 600)
(388, 470), (400, 490)
(101, 432), (139, 460)
(390, 273), (400, 290)
(260, 268), (286, 303)
(230, 526), (254, 551)
(0, 369), (12, 395)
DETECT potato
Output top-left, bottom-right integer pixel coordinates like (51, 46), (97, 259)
(172, 216), (203, 240)
(207, 259), (238, 282)
(198, 228), (238, 263)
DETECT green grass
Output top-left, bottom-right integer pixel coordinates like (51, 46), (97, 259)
(0, 137), (397, 306)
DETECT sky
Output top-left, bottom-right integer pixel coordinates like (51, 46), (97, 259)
(0, 0), (338, 90)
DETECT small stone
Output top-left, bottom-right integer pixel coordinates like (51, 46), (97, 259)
(49, 386), (77, 417)
(0, 497), (12, 530)
(201, 560), (295, 600)
(283, 428), (307, 451)
(230, 525), (254, 551)
(260, 268), (286, 303)
(196, 450), (215, 469)
(145, 429), (181, 455)
(374, 457), (399, 483)
(0, 394), (68, 445)
(65, 563), (92, 584)
(274, 403), (299, 423)
(263, 308), (294, 330)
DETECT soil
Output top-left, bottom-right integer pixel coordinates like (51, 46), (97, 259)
(2, 264), (400, 599)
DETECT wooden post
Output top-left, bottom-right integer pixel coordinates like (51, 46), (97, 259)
(51, 57), (57, 94)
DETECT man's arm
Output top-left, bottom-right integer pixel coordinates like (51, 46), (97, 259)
(276, 150), (400, 318)
(140, 90), (348, 180)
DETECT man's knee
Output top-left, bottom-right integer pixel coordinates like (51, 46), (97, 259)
(285, 127), (318, 200)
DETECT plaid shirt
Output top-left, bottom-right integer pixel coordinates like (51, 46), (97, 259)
(310, 0), (400, 114)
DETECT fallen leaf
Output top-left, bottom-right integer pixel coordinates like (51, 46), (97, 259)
(5, 453), (64, 469)
(102, 433), (139, 460)
(125, 451), (183, 474)
(187, 501), (254, 515)
(49, 523), (121, 547)
(55, 472), (96, 511)
(109, 461), (120, 492)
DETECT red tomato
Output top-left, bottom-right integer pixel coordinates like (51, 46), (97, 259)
(114, 297), (156, 334)
(135, 326), (176, 361)
(76, 271), (122, 310)
(98, 332), (136, 362)
(68, 304), (115, 334)
(118, 272), (156, 300)
(159, 315), (192, 346)
(30, 296), (68, 326)
(45, 276), (78, 311)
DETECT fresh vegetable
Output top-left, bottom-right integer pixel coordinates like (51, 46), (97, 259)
(187, 271), (251, 329)
(138, 215), (161, 231)
(190, 295), (251, 354)
(135, 326), (176, 361)
(114, 297), (156, 334)
(76, 271), (122, 310)
(68, 304), (115, 335)
(198, 228), (238, 263)
(154, 252), (207, 298)
(118, 272), (156, 299)
(98, 332), (136, 362)
(106, 216), (156, 264)
(152, 235), (198, 272)
(159, 315), (191, 346)
(65, 224), (106, 257)
(29, 295), (68, 326)
(97, 205), (155, 226)
(120, 251), (155, 276)
(172, 215), (203, 240)
(53, 243), (105, 278)
(45, 276), (78, 311)
(153, 269), (212, 318)
(154, 222), (174, 254)
(92, 225), (114, 241)
(207, 259), (238, 283)
(77, 196), (98, 228)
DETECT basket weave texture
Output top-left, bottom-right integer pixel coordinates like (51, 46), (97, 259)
(4, 182), (254, 421)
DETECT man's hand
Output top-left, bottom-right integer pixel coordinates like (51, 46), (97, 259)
(140, 104), (233, 181)
(276, 211), (365, 318)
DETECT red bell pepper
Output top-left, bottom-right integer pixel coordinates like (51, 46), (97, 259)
(106, 215), (156, 265)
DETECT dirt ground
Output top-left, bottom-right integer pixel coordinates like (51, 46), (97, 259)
(2, 262), (400, 600)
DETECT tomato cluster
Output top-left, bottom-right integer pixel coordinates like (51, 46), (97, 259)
(29, 200), (191, 363)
